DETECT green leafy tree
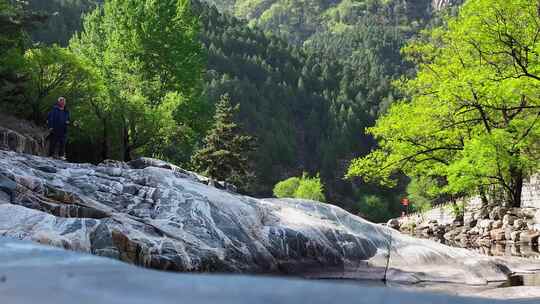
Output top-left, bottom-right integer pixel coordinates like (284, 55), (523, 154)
(294, 173), (326, 202)
(406, 176), (438, 213)
(273, 173), (326, 202)
(192, 94), (256, 190)
(69, 0), (206, 161)
(0, 0), (46, 111)
(24, 45), (90, 122)
(347, 0), (540, 207)
(273, 177), (301, 198)
(26, 0), (102, 46)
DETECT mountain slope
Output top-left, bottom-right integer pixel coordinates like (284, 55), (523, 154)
(27, 0), (103, 46)
(196, 2), (388, 200)
(205, 0), (461, 45)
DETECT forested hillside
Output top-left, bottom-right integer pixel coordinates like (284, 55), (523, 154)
(195, 0), (460, 213)
(196, 1), (409, 203)
(27, 0), (103, 45)
(205, 0), (461, 44)
(1, 0), (463, 220)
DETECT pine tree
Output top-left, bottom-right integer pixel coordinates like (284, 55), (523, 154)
(192, 94), (256, 190)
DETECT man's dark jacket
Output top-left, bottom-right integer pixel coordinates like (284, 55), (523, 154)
(47, 105), (70, 138)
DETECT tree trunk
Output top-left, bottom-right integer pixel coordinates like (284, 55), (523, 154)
(32, 99), (42, 124)
(478, 186), (489, 206)
(101, 120), (109, 161)
(508, 167), (523, 208)
(122, 125), (132, 162)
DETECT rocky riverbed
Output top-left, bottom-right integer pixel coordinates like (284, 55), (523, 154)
(1, 150), (540, 293)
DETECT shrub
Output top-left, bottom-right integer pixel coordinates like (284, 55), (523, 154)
(273, 177), (301, 198)
(273, 173), (325, 202)
(293, 174), (325, 202)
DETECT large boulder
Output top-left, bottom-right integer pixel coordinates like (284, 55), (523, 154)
(0, 150), (538, 285)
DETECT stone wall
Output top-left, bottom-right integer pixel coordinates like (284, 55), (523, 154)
(463, 196), (483, 227)
(400, 203), (456, 227)
(522, 175), (540, 209)
(393, 176), (540, 248)
(399, 175), (540, 227)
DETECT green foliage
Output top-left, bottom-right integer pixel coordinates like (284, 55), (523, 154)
(406, 176), (438, 213)
(0, 0), (46, 110)
(26, 0), (103, 46)
(196, 1), (416, 202)
(23, 45), (91, 122)
(347, 0), (540, 207)
(294, 174), (326, 202)
(402, 221), (416, 231)
(445, 201), (465, 218)
(220, 0), (437, 46)
(273, 173), (325, 202)
(192, 94), (256, 190)
(356, 194), (389, 223)
(1, 2), (87, 124)
(273, 177), (300, 198)
(69, 0), (206, 162)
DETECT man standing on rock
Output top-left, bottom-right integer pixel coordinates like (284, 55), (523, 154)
(47, 97), (70, 160)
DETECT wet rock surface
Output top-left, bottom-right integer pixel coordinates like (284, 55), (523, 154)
(2, 238), (531, 304)
(1, 150), (539, 284)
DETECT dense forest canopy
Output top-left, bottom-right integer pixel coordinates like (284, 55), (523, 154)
(205, 0), (456, 45)
(27, 0), (103, 46)
(10, 0), (530, 223)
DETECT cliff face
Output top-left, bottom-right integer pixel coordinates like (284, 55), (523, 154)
(1, 150), (540, 284)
